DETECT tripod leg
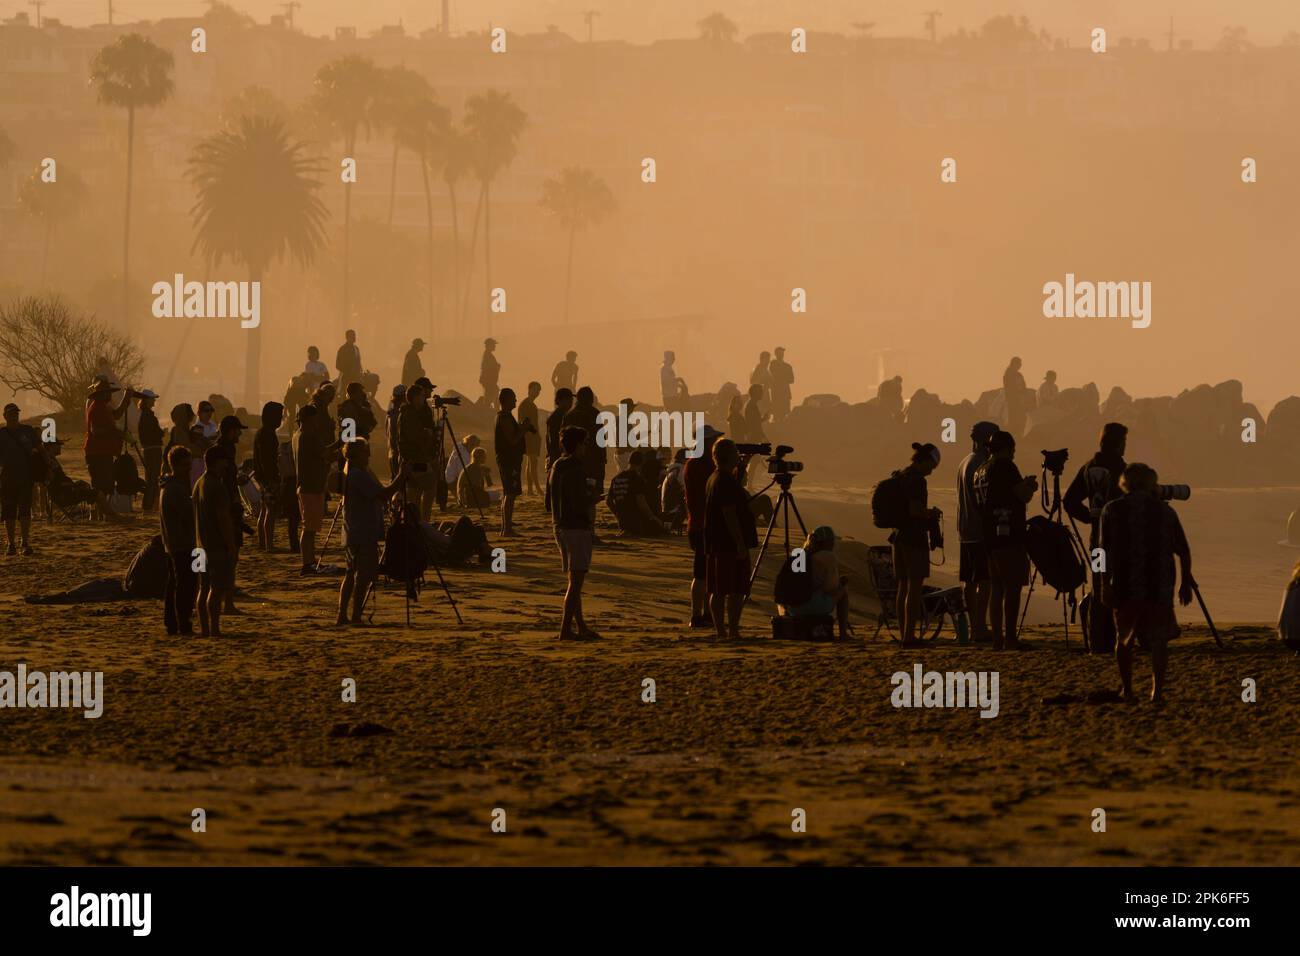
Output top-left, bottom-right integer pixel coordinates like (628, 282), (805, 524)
(785, 492), (810, 538)
(441, 411), (486, 526)
(316, 500), (342, 571)
(745, 500), (782, 604)
(1193, 585), (1223, 648)
(426, 555), (464, 625)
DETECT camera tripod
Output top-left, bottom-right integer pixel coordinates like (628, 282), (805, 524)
(433, 400), (487, 526)
(1017, 459), (1086, 649)
(361, 481), (463, 626)
(745, 470), (808, 603)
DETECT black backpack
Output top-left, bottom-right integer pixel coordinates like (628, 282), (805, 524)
(381, 520), (428, 581)
(774, 553), (817, 607)
(870, 472), (908, 529)
(1024, 515), (1086, 596)
(114, 450), (145, 496)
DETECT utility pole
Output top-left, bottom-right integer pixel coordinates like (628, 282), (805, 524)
(441, 0), (449, 35)
(107, 0), (113, 26)
(281, 1), (300, 30)
(580, 9), (599, 43)
(922, 10), (941, 44)
(1167, 16), (1175, 52)
(29, 0), (44, 29)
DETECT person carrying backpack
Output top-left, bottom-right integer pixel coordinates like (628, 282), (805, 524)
(873, 443), (942, 645)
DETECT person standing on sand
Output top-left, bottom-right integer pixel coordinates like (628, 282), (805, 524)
(957, 421), (999, 644)
(545, 388), (574, 513)
(136, 389), (164, 512)
(84, 377), (131, 521)
(659, 351), (677, 410)
(494, 387), (526, 537)
(161, 445), (197, 635)
(335, 329), (363, 397)
(194, 446), (237, 638)
(253, 402), (284, 552)
(552, 351), (579, 394)
(479, 338), (500, 410)
(1002, 356), (1028, 437)
(769, 347), (795, 422)
(550, 425), (598, 641)
(974, 431), (1037, 651)
(402, 338), (425, 390)
(336, 438), (406, 627)
(704, 438), (756, 640)
(562, 387), (606, 540)
(1099, 463), (1195, 704)
(519, 381), (543, 496)
(684, 424), (722, 628)
(293, 404), (329, 575)
(1, 402), (39, 555)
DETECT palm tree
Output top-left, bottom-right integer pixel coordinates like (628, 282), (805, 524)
(698, 12), (739, 44)
(89, 33), (174, 325)
(0, 127), (14, 172)
(463, 89), (528, 335)
(375, 66), (433, 228)
(441, 124), (474, 335)
(188, 115), (328, 407)
(394, 95), (451, 339)
(310, 55), (381, 329)
(18, 168), (87, 287)
(539, 166), (615, 324)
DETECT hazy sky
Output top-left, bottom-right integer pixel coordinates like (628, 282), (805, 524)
(35, 0), (1300, 47)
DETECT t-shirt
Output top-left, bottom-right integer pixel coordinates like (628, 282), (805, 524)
(562, 404), (605, 472)
(683, 452), (715, 540)
(253, 426), (280, 486)
(956, 449), (990, 544)
(138, 409), (164, 449)
(84, 397), (122, 457)
(743, 398), (766, 442)
(977, 456), (1026, 547)
(704, 470), (750, 554)
(545, 407), (568, 463)
(402, 349), (424, 389)
(495, 411), (524, 467)
(606, 468), (645, 518)
(660, 364), (676, 401)
(193, 472), (234, 556)
(550, 455), (591, 531)
(518, 398), (540, 455)
(293, 427), (328, 494)
(0, 424), (38, 485)
(343, 466), (385, 546)
(891, 469), (929, 547)
(480, 350), (500, 387)
(1100, 492), (1188, 608)
(305, 359), (328, 378)
(770, 359), (794, 393)
(160, 474), (196, 555)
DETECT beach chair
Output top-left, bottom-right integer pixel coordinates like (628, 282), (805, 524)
(865, 545), (965, 642)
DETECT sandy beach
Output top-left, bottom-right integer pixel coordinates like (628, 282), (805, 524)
(1, 493), (1297, 867)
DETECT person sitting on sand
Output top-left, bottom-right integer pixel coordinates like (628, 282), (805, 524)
(1279, 561), (1300, 653)
(778, 525), (852, 640)
(457, 446), (498, 509)
(337, 439), (407, 627)
(550, 426), (598, 641)
(606, 450), (667, 537)
(1098, 463), (1195, 703)
(194, 445), (237, 638)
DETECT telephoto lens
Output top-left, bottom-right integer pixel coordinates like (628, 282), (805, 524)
(1156, 484), (1191, 502)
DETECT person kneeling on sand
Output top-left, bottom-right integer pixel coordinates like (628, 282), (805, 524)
(550, 426), (599, 641)
(457, 446), (499, 509)
(779, 525), (852, 640)
(1098, 463), (1195, 703)
(337, 439), (407, 626)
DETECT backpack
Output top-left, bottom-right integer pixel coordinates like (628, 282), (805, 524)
(1024, 515), (1086, 596)
(381, 520), (428, 581)
(123, 534), (169, 599)
(774, 553), (817, 607)
(114, 450), (145, 496)
(447, 515), (488, 562)
(870, 472), (909, 529)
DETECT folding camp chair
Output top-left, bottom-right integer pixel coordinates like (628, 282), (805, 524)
(865, 544), (965, 642)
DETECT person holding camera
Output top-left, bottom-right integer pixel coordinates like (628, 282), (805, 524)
(974, 431), (1038, 650)
(397, 381), (438, 522)
(957, 421), (1000, 643)
(1064, 422), (1128, 654)
(1098, 463), (1194, 703)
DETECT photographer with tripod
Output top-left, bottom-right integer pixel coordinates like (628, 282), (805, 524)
(398, 382), (438, 521)
(1098, 463), (1195, 703)
(1063, 423), (1128, 654)
(973, 431), (1038, 650)
(335, 439), (407, 627)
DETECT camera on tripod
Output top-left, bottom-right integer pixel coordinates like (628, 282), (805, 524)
(735, 441), (771, 457)
(766, 444), (803, 475)
(432, 395), (461, 408)
(1041, 447), (1070, 476)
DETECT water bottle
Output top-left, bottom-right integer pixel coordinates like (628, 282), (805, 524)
(954, 610), (970, 644)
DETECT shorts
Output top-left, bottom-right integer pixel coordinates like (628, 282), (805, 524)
(705, 552), (751, 596)
(959, 541), (989, 584)
(86, 454), (115, 495)
(892, 540), (931, 582)
(202, 550), (235, 590)
(298, 491), (326, 532)
(1115, 600), (1178, 652)
(498, 458), (523, 497)
(406, 465), (436, 495)
(345, 540), (379, 578)
(1, 480), (33, 521)
(555, 527), (593, 573)
(988, 544), (1031, 588)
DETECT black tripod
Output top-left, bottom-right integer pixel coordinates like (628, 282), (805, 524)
(745, 470), (808, 603)
(434, 400), (486, 526)
(362, 481), (463, 626)
(1017, 460), (1085, 649)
